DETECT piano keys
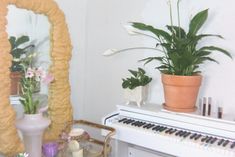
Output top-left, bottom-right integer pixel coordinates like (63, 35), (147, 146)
(102, 103), (235, 157)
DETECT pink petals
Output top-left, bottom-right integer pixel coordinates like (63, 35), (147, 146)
(24, 67), (54, 84)
(42, 73), (54, 85)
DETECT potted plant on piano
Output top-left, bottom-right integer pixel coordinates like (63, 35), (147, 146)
(122, 68), (152, 107)
(103, 1), (232, 112)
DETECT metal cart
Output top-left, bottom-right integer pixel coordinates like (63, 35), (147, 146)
(57, 120), (115, 157)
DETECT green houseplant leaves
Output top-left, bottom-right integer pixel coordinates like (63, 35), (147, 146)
(131, 8), (232, 76)
(9, 35), (35, 72)
(122, 68), (152, 90)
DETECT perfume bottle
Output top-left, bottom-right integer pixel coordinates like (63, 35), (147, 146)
(202, 97), (207, 116)
(218, 107), (223, 119)
(207, 97), (212, 116)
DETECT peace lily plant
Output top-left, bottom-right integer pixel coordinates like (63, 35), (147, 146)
(104, 0), (232, 112)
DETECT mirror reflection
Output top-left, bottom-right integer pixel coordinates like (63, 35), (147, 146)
(7, 5), (51, 117)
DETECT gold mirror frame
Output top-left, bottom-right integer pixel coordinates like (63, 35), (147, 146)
(0, 0), (73, 155)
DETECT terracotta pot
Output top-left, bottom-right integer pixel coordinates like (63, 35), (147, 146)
(10, 71), (22, 95)
(161, 74), (202, 112)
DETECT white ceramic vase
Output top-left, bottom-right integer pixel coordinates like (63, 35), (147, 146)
(16, 113), (51, 157)
(124, 85), (148, 107)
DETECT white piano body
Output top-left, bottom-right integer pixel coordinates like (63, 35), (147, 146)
(102, 103), (235, 157)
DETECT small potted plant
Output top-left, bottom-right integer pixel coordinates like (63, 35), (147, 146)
(104, 0), (232, 112)
(122, 68), (152, 107)
(9, 35), (35, 95)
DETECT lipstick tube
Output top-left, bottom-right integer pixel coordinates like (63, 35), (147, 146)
(208, 97), (212, 116)
(202, 97), (206, 116)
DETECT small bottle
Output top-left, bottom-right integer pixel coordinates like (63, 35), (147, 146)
(208, 97), (212, 116)
(218, 107), (223, 119)
(198, 98), (202, 115)
(202, 97), (207, 116)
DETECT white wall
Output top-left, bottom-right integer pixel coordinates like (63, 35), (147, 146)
(7, 0), (235, 123)
(55, 0), (87, 119)
(42, 0), (235, 122)
(81, 0), (235, 123)
(83, 0), (149, 122)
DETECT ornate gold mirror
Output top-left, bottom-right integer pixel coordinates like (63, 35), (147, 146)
(0, 0), (73, 155)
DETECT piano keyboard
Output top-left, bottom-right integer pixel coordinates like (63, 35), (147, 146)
(117, 117), (235, 149)
(102, 104), (235, 157)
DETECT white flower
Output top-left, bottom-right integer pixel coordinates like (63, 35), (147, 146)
(103, 49), (119, 56)
(123, 24), (139, 35)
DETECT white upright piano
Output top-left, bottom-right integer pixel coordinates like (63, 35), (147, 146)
(102, 103), (235, 157)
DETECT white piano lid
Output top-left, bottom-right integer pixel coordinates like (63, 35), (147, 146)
(117, 103), (235, 122)
(117, 103), (235, 132)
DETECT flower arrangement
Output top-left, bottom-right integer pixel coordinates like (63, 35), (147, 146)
(19, 57), (53, 114)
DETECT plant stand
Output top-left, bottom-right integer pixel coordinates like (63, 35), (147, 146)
(58, 120), (115, 157)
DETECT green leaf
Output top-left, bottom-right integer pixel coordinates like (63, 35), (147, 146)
(138, 68), (145, 74)
(122, 67), (152, 89)
(199, 46), (232, 59)
(166, 25), (186, 38)
(15, 36), (30, 47)
(9, 36), (16, 48)
(122, 80), (129, 89)
(198, 57), (219, 64)
(128, 69), (138, 77)
(196, 34), (223, 40)
(139, 57), (163, 65)
(131, 22), (172, 42)
(195, 50), (211, 57)
(188, 9), (208, 36)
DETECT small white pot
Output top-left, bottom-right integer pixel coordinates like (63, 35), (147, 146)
(124, 85), (148, 107)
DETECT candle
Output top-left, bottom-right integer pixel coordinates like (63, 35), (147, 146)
(72, 149), (83, 157)
(68, 140), (83, 157)
(42, 142), (59, 157)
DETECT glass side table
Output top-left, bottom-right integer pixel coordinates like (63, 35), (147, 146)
(56, 120), (115, 157)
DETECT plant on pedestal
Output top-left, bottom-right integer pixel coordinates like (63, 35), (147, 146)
(122, 68), (152, 107)
(104, 0), (232, 112)
(16, 56), (53, 157)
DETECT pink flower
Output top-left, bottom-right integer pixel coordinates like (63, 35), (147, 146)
(25, 68), (34, 78)
(42, 73), (54, 85)
(35, 67), (46, 81)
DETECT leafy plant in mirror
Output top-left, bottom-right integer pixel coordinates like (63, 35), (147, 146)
(104, 0), (232, 76)
(9, 35), (35, 72)
(122, 68), (152, 90)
